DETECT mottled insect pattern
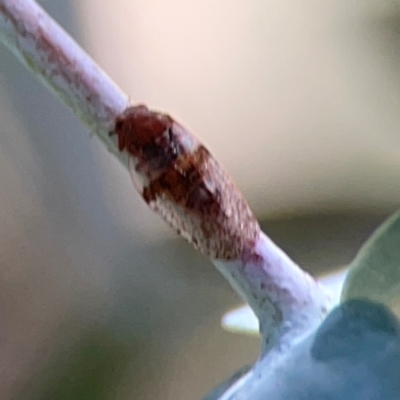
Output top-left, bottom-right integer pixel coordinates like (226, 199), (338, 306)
(111, 105), (260, 260)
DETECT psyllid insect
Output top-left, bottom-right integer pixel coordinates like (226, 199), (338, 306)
(111, 105), (260, 260)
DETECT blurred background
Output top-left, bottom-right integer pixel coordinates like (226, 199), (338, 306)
(0, 0), (399, 398)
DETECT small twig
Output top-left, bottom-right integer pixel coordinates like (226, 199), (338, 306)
(0, 0), (332, 355)
(0, 0), (129, 167)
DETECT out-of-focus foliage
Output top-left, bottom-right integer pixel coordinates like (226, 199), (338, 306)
(21, 328), (132, 400)
(342, 211), (400, 312)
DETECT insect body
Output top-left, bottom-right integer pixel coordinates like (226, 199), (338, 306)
(112, 105), (259, 260)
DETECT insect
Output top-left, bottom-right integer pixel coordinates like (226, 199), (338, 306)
(111, 105), (260, 260)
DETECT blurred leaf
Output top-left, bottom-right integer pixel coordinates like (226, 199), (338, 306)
(341, 210), (400, 312)
(20, 328), (132, 400)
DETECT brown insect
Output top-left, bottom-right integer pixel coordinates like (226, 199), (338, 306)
(111, 105), (259, 260)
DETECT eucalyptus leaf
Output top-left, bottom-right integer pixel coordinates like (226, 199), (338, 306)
(208, 300), (400, 400)
(341, 210), (400, 312)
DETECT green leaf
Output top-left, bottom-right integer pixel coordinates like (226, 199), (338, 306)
(19, 327), (132, 400)
(341, 211), (400, 313)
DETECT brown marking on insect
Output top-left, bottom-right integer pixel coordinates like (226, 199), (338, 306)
(111, 105), (260, 260)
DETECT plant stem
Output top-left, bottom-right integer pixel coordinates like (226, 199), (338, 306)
(214, 233), (330, 353)
(0, 0), (332, 353)
(0, 0), (129, 167)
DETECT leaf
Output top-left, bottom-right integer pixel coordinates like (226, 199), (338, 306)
(252, 300), (400, 400)
(212, 300), (400, 400)
(19, 327), (132, 400)
(341, 210), (400, 313)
